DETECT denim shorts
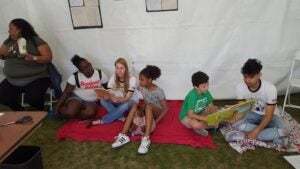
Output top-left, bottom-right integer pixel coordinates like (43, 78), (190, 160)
(67, 93), (97, 104)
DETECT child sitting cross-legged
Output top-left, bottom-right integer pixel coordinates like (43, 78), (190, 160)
(111, 65), (168, 154)
(179, 71), (219, 136)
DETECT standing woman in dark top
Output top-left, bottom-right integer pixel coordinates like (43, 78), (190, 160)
(0, 18), (52, 111)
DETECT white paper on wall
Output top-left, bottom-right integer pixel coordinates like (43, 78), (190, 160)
(85, 0), (99, 6)
(146, 0), (162, 11)
(146, 0), (178, 11)
(69, 0), (102, 28)
(0, 0), (300, 100)
(162, 0), (177, 10)
(69, 0), (84, 6)
(71, 7), (102, 27)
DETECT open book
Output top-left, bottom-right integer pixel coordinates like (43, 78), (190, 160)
(94, 88), (124, 99)
(206, 99), (255, 125)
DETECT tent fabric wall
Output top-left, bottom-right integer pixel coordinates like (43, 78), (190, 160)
(0, 0), (300, 100)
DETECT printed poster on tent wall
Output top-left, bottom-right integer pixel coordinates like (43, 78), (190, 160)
(146, 0), (178, 12)
(68, 0), (103, 29)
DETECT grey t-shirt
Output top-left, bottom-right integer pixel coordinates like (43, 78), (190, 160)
(2, 36), (48, 86)
(139, 86), (166, 109)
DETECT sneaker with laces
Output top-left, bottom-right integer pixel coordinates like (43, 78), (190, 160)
(273, 137), (289, 148)
(225, 131), (245, 142)
(138, 136), (151, 154)
(193, 129), (209, 137)
(112, 133), (130, 148)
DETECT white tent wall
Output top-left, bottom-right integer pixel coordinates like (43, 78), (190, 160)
(0, 0), (300, 100)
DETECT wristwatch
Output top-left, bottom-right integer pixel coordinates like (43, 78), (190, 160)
(33, 56), (38, 61)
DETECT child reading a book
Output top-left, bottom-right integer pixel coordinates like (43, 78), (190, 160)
(88, 57), (139, 125)
(179, 71), (218, 136)
(111, 65), (168, 154)
(55, 54), (108, 120)
(227, 59), (291, 146)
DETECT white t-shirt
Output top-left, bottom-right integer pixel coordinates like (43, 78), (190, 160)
(236, 79), (277, 115)
(107, 74), (139, 103)
(67, 69), (108, 101)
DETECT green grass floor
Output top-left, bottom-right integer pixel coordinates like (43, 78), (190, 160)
(1, 94), (300, 169)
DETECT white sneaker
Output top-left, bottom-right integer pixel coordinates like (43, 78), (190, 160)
(138, 136), (151, 154)
(112, 133), (130, 148)
(225, 131), (245, 142)
(273, 137), (289, 148)
(193, 129), (209, 137)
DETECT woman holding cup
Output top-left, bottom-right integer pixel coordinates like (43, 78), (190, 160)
(0, 18), (52, 111)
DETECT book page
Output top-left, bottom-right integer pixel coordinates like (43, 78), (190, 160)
(206, 99), (255, 125)
(110, 90), (124, 98)
(94, 88), (110, 99)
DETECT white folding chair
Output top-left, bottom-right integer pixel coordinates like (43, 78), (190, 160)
(282, 50), (300, 113)
(21, 87), (55, 111)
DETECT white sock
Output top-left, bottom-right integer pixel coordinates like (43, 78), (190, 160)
(92, 119), (102, 125)
(278, 128), (289, 137)
(237, 124), (247, 130)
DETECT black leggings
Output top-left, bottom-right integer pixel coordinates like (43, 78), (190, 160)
(0, 77), (50, 111)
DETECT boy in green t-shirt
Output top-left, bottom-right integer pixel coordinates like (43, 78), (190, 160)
(179, 71), (218, 136)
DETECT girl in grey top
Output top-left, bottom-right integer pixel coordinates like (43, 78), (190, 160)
(111, 65), (169, 155)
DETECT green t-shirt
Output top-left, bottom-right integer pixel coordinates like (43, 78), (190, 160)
(179, 88), (213, 120)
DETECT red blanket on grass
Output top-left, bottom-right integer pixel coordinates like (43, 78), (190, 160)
(56, 100), (216, 149)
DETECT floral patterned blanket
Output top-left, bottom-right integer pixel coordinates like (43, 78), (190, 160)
(220, 111), (300, 154)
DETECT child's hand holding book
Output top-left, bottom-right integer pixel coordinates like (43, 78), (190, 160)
(94, 88), (111, 99)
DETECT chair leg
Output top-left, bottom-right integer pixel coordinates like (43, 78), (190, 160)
(21, 93), (29, 107)
(21, 93), (25, 107)
(20, 88), (55, 110)
(50, 89), (53, 111)
(282, 84), (290, 114)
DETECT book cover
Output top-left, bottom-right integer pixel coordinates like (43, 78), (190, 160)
(94, 88), (110, 99)
(94, 88), (124, 99)
(206, 99), (255, 125)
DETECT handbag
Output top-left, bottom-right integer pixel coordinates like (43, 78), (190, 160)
(48, 62), (62, 99)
